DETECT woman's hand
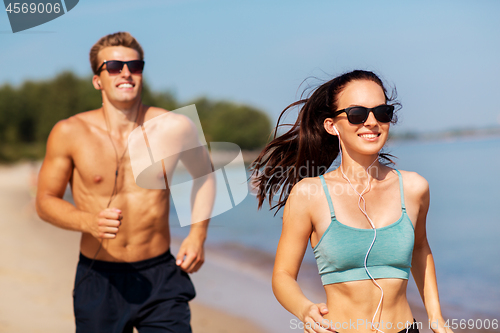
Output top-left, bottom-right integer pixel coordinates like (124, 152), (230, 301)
(300, 303), (337, 333)
(430, 317), (454, 333)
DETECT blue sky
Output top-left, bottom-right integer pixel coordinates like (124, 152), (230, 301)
(1, 0), (499, 133)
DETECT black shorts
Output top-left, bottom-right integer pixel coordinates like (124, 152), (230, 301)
(73, 249), (196, 333)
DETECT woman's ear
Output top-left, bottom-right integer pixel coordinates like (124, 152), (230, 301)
(324, 118), (338, 136)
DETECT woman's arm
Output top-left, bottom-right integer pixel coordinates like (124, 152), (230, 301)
(410, 175), (454, 333)
(272, 179), (334, 333)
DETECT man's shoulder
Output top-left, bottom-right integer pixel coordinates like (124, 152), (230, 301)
(46, 110), (99, 156)
(144, 106), (196, 132)
(145, 106), (190, 123)
(144, 106), (168, 119)
(53, 109), (99, 134)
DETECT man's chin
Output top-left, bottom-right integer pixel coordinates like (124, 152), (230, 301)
(111, 95), (140, 105)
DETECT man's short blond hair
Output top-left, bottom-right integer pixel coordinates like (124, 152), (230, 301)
(89, 32), (144, 74)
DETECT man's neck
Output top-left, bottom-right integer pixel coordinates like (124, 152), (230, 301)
(102, 99), (143, 137)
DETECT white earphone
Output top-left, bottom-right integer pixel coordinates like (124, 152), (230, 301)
(333, 125), (339, 136)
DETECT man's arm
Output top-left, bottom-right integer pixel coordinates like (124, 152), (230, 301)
(36, 119), (122, 239)
(172, 115), (216, 273)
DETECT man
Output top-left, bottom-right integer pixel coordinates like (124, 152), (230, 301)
(36, 32), (214, 332)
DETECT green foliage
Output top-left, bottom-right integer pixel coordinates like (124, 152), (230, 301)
(0, 71), (271, 162)
(190, 98), (272, 150)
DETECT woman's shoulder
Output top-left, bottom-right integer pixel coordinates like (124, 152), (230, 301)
(396, 168), (429, 197)
(289, 176), (323, 197)
(286, 177), (325, 208)
(284, 177), (326, 221)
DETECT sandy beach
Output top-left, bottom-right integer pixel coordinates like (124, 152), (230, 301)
(1, 162), (495, 333)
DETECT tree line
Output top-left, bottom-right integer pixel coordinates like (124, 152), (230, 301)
(0, 71), (272, 162)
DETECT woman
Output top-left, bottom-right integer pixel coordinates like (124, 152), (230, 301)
(251, 70), (453, 333)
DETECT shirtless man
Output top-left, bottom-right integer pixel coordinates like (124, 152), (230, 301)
(36, 32), (214, 333)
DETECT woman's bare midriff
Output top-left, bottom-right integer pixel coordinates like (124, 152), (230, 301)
(323, 278), (414, 333)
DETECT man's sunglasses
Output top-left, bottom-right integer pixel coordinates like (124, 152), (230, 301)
(333, 105), (394, 124)
(96, 60), (145, 75)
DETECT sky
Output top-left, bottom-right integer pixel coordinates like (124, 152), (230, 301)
(1, 0), (499, 134)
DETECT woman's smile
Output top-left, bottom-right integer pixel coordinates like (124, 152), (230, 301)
(358, 132), (381, 141)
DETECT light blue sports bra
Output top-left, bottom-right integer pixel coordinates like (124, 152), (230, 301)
(313, 169), (415, 285)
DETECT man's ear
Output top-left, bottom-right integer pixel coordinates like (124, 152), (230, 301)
(92, 75), (102, 90)
(324, 118), (338, 136)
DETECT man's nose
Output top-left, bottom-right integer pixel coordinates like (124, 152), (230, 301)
(120, 64), (132, 77)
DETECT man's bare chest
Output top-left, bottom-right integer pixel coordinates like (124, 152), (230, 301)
(70, 134), (180, 193)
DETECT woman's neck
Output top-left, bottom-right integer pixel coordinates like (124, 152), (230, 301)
(338, 149), (381, 182)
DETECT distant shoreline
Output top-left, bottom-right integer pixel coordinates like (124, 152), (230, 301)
(389, 126), (500, 142)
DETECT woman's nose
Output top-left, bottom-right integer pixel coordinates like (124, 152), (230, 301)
(363, 110), (378, 126)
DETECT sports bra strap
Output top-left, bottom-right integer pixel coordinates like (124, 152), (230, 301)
(394, 169), (406, 210)
(319, 175), (335, 218)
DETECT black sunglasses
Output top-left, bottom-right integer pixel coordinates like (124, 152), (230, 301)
(96, 60), (145, 75)
(333, 105), (394, 124)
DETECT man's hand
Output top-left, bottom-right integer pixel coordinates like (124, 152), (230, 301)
(176, 234), (205, 273)
(86, 207), (122, 239)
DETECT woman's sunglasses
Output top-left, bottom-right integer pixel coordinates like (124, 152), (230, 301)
(333, 105), (394, 124)
(96, 60), (145, 75)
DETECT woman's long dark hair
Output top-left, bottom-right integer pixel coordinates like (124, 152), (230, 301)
(250, 70), (400, 213)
